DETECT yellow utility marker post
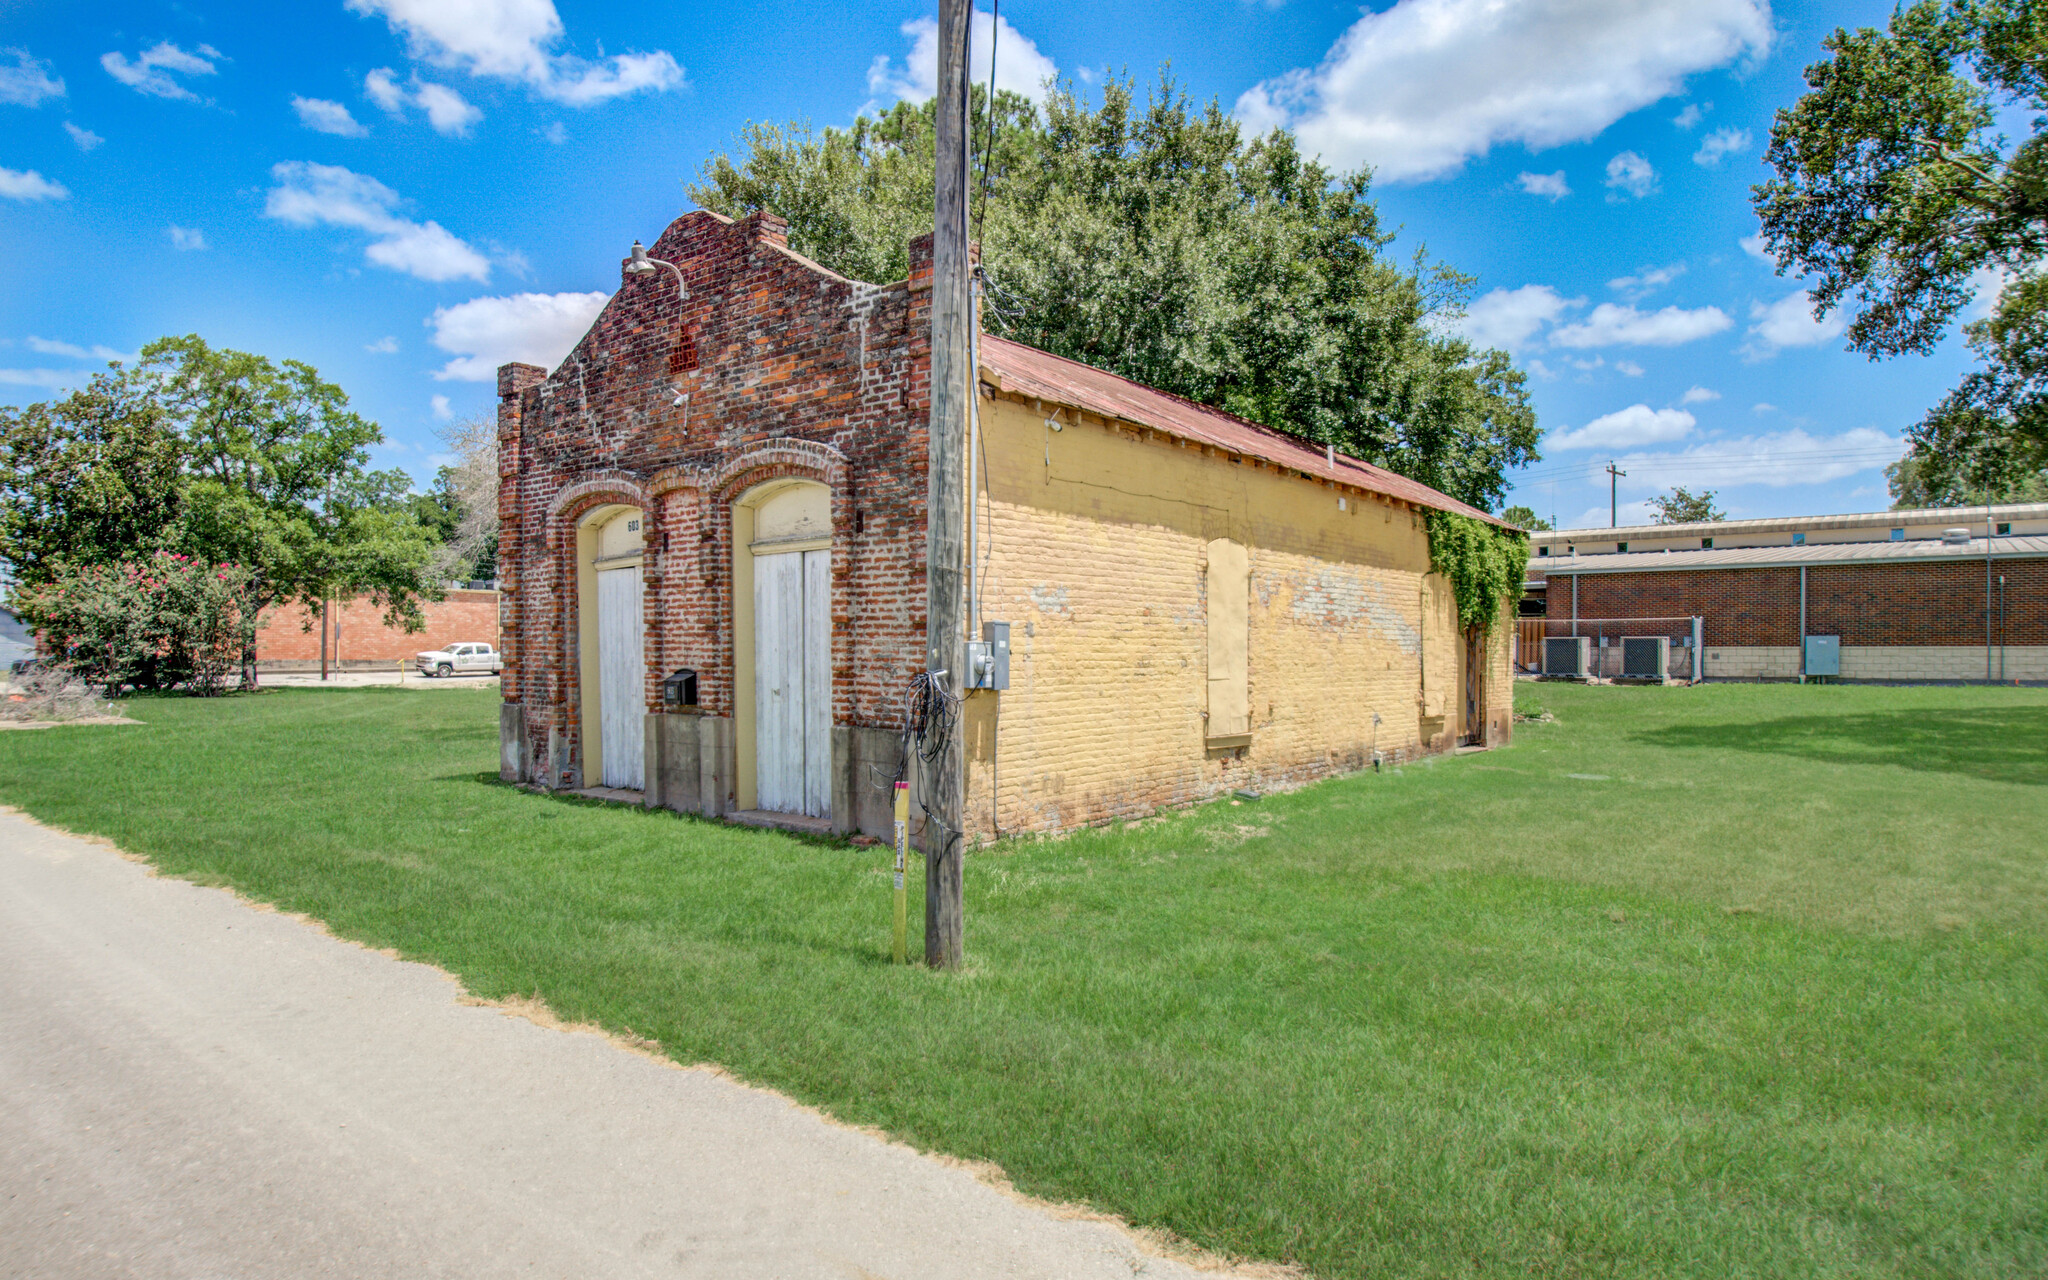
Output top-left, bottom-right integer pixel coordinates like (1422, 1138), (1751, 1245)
(891, 781), (910, 964)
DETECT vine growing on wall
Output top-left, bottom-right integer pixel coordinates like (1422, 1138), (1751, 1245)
(1425, 509), (1529, 633)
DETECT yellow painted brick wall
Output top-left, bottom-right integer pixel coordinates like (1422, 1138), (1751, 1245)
(960, 392), (1510, 836)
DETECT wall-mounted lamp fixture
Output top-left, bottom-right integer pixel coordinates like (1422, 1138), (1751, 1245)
(625, 240), (690, 304)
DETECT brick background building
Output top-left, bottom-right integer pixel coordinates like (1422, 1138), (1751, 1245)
(1540, 539), (2048, 682)
(255, 590), (501, 671)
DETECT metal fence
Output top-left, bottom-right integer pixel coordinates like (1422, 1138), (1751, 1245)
(1513, 616), (1704, 682)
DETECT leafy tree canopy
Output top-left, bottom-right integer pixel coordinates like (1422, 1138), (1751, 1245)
(1, 335), (444, 686)
(691, 74), (1541, 511)
(1885, 449), (2048, 505)
(1501, 504), (1553, 530)
(0, 371), (185, 588)
(1754, 0), (2048, 495)
(1648, 487), (1726, 524)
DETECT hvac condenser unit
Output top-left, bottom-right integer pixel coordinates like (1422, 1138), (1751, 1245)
(1543, 636), (1590, 678)
(1620, 636), (1670, 680)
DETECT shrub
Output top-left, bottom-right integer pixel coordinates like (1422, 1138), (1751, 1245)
(1425, 509), (1529, 633)
(11, 553), (252, 696)
(0, 663), (111, 722)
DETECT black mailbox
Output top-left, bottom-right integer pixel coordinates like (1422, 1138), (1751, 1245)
(662, 668), (698, 708)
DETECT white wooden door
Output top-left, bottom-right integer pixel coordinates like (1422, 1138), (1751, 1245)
(800, 549), (831, 815)
(597, 567), (645, 789)
(754, 549), (830, 816)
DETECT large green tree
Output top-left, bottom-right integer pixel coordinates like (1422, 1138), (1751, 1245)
(1, 336), (445, 689)
(137, 335), (443, 687)
(0, 369), (186, 588)
(691, 76), (1540, 511)
(1754, 0), (2048, 497)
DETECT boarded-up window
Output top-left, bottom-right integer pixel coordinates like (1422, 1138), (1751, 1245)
(1206, 538), (1250, 741)
(667, 325), (699, 375)
(1419, 579), (1448, 718)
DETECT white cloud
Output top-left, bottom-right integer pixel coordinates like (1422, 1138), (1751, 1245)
(365, 67), (408, 113)
(1517, 170), (1570, 201)
(1964, 263), (2012, 321)
(1548, 403), (1696, 451)
(1752, 402), (1777, 413)
(1456, 284), (1571, 352)
(1743, 288), (1847, 357)
(430, 393), (453, 419)
(101, 42), (219, 102)
(540, 121), (567, 144)
(0, 367), (95, 391)
(1681, 385), (1720, 404)
(1607, 263), (1685, 298)
(346, 0), (683, 105)
(1739, 233), (1771, 262)
(1551, 301), (1732, 348)
(1573, 499), (1658, 528)
(1692, 125), (1751, 167)
(1604, 150), (1656, 199)
(426, 290), (609, 380)
(1607, 427), (1904, 489)
(413, 81), (482, 135)
(63, 122), (103, 151)
(1614, 359), (1645, 377)
(0, 167), (68, 201)
(1233, 0), (1770, 182)
(293, 96), (368, 136)
(868, 10), (1059, 106)
(265, 161), (491, 282)
(366, 335), (400, 354)
(360, 69), (482, 136)
(0, 48), (65, 106)
(1671, 102), (1704, 129)
(25, 336), (130, 361)
(166, 225), (208, 251)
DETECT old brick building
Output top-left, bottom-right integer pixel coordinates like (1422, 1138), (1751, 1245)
(495, 209), (1512, 838)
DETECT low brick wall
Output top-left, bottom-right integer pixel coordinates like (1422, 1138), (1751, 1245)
(256, 590), (500, 671)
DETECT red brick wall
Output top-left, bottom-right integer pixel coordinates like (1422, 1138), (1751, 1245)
(1546, 557), (2047, 646)
(498, 210), (933, 786)
(257, 590), (500, 664)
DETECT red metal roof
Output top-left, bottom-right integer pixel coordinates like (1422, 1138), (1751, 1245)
(977, 333), (1506, 526)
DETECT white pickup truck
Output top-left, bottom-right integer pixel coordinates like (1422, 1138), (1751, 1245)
(414, 642), (502, 678)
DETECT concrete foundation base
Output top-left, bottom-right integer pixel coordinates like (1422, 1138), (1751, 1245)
(644, 712), (733, 818)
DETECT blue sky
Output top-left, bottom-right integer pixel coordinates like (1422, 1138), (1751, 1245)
(0, 0), (1988, 529)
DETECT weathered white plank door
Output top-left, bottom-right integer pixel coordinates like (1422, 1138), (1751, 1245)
(754, 549), (830, 816)
(597, 566), (644, 789)
(800, 548), (832, 816)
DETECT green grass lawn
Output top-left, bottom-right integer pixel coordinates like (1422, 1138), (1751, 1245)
(2, 682), (2043, 1279)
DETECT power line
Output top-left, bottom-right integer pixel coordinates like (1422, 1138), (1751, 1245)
(1507, 447), (1905, 484)
(974, 0), (1000, 249)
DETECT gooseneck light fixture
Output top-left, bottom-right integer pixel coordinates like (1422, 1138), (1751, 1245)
(625, 240), (689, 303)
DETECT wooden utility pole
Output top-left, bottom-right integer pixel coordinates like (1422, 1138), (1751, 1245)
(922, 0), (970, 970)
(1606, 462), (1626, 529)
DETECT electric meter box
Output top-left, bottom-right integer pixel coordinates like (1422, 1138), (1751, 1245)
(965, 621), (1010, 690)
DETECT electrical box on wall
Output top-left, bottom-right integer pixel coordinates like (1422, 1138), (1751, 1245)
(965, 621), (1010, 690)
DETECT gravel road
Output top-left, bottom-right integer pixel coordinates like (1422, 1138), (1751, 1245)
(0, 808), (1214, 1280)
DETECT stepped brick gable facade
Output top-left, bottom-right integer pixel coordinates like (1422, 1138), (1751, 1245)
(497, 209), (1512, 838)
